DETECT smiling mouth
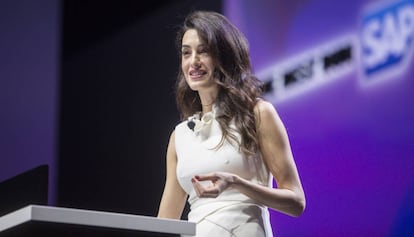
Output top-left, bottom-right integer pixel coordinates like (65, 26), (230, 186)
(189, 70), (207, 79)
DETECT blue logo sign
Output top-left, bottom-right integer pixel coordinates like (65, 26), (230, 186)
(360, 0), (414, 82)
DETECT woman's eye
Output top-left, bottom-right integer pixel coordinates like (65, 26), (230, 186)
(199, 48), (208, 54)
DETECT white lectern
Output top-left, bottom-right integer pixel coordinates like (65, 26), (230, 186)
(0, 205), (195, 236)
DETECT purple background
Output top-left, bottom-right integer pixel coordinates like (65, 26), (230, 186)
(0, 0), (59, 205)
(224, 0), (414, 236)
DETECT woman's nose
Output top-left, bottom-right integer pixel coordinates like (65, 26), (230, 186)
(191, 54), (201, 68)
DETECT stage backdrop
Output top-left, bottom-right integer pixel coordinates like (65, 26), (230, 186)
(0, 0), (60, 205)
(224, 0), (414, 236)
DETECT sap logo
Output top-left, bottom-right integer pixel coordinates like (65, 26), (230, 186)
(360, 0), (414, 83)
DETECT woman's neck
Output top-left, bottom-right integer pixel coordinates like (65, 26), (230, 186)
(201, 103), (214, 114)
(198, 89), (217, 114)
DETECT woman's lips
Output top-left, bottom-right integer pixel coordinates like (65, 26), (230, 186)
(189, 70), (207, 80)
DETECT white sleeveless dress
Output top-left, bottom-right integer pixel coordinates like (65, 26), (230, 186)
(175, 106), (274, 237)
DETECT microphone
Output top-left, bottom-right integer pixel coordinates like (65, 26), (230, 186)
(187, 120), (195, 131)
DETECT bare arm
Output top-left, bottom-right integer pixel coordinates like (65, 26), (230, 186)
(233, 100), (305, 216)
(191, 100), (305, 217)
(157, 131), (188, 219)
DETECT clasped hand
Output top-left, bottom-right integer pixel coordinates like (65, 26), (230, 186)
(191, 172), (237, 198)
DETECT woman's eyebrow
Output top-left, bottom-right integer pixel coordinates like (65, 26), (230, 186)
(181, 44), (206, 48)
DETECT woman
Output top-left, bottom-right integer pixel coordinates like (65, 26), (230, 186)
(157, 11), (305, 237)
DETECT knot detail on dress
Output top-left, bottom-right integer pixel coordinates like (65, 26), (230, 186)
(187, 105), (217, 141)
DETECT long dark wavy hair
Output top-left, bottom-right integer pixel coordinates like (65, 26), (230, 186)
(175, 11), (263, 157)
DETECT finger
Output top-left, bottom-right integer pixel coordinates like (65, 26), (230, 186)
(203, 186), (220, 196)
(201, 192), (219, 198)
(194, 173), (218, 182)
(191, 178), (202, 196)
(192, 178), (220, 198)
(198, 183), (221, 197)
(192, 178), (209, 197)
(198, 187), (220, 198)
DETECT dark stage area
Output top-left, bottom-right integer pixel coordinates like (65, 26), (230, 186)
(57, 0), (221, 217)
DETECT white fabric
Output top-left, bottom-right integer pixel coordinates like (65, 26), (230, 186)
(175, 105), (274, 237)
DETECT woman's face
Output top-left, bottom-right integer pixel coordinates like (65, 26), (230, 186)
(181, 29), (216, 92)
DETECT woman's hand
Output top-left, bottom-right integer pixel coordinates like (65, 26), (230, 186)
(191, 172), (238, 198)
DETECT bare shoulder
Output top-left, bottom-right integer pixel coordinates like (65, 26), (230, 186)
(169, 130), (176, 142)
(255, 99), (275, 110)
(254, 99), (288, 142)
(254, 99), (279, 124)
(166, 130), (176, 157)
